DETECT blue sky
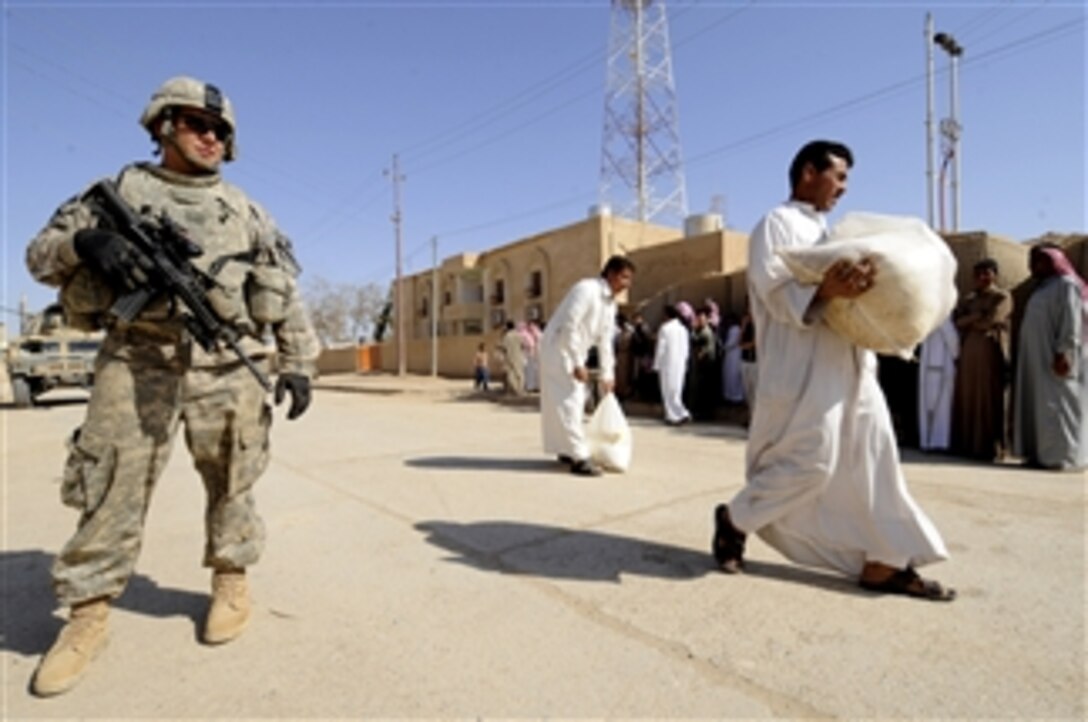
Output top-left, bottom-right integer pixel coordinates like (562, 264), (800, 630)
(2, 0), (1084, 315)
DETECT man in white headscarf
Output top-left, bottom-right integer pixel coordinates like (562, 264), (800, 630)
(654, 304), (691, 425)
(539, 256), (635, 476)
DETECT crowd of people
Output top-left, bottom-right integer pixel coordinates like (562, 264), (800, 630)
(589, 246), (1085, 473)
(490, 293), (760, 430)
(917, 247), (1086, 471)
(485, 243), (1087, 475)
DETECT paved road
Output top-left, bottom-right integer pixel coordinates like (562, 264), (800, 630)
(2, 377), (1084, 718)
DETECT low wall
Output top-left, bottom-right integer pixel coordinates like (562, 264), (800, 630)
(380, 332), (505, 379)
(316, 346), (358, 375)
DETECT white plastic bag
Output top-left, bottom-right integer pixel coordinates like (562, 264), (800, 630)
(586, 393), (633, 472)
(778, 212), (958, 359)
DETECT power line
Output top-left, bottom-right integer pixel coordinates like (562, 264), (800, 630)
(952, 2), (1012, 39)
(399, 0), (710, 166)
(293, 180), (390, 241)
(685, 15), (1083, 168)
(413, 15), (1080, 255)
(434, 189), (594, 239)
(964, 0), (1054, 46)
(5, 8), (377, 210)
(409, 86), (600, 176)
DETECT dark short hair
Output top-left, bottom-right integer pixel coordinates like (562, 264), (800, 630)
(973, 258), (999, 274)
(789, 140), (854, 190)
(663, 304), (679, 320)
(601, 255), (636, 278)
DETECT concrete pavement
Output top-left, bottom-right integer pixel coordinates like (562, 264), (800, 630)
(2, 373), (1085, 718)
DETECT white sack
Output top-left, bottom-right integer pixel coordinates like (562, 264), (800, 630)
(586, 393), (633, 472)
(779, 212), (958, 359)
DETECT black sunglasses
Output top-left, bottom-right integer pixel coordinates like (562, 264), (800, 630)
(176, 112), (232, 142)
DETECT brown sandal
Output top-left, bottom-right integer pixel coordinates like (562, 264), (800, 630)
(859, 567), (956, 602)
(712, 504), (746, 574)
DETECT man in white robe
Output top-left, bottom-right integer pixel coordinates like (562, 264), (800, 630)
(540, 256), (635, 476)
(653, 304), (691, 424)
(712, 140), (954, 601)
(918, 315), (959, 451)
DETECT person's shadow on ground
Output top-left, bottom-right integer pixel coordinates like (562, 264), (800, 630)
(416, 520), (711, 582)
(0, 549), (208, 657)
(406, 456), (561, 473)
(415, 520), (865, 597)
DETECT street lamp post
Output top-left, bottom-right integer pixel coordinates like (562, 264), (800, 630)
(934, 31), (964, 232)
(924, 14), (936, 229)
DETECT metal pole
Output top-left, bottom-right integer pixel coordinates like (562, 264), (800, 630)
(430, 235), (438, 378)
(925, 13), (936, 229)
(950, 51), (962, 232)
(634, 0), (647, 222)
(387, 154), (406, 377)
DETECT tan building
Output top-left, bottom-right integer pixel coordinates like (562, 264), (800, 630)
(382, 211), (684, 377)
(378, 205), (1070, 380)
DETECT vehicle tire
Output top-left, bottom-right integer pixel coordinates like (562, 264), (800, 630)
(11, 377), (33, 408)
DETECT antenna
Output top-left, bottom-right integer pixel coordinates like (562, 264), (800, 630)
(599, 0), (688, 228)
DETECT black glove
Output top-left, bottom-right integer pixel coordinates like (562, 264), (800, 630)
(73, 228), (152, 292)
(274, 373), (311, 420)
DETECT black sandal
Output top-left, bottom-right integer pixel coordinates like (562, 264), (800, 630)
(859, 567), (956, 602)
(712, 504), (746, 574)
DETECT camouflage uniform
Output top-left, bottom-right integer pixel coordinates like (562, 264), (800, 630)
(26, 162), (319, 606)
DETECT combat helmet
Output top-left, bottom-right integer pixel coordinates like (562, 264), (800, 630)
(140, 76), (237, 161)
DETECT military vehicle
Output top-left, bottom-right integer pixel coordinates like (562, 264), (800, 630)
(5, 304), (103, 408)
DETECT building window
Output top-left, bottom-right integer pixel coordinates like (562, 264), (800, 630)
(526, 303), (543, 322)
(491, 279), (505, 305)
(527, 270), (543, 298)
(444, 290), (452, 306)
(490, 308), (506, 329)
(464, 319), (483, 335)
(420, 297), (429, 319)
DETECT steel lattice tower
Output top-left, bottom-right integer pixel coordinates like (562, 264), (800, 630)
(599, 0), (688, 227)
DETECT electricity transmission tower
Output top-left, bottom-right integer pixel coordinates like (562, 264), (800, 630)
(599, 0), (688, 228)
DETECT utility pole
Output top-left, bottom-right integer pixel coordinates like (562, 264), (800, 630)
(430, 235), (438, 378)
(925, 13), (937, 229)
(385, 154), (407, 376)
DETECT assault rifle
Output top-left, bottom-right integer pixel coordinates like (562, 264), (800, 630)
(84, 179), (273, 392)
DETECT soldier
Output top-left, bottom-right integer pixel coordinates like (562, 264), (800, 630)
(25, 76), (320, 696)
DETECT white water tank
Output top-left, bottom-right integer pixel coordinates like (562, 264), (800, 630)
(684, 213), (723, 237)
(588, 203), (612, 218)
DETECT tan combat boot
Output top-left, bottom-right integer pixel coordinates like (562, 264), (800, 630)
(203, 569), (250, 644)
(32, 597), (110, 697)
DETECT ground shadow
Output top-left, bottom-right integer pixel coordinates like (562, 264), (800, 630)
(740, 560), (870, 598)
(447, 392), (541, 413)
(405, 456), (562, 473)
(416, 520), (872, 598)
(1, 549), (207, 657)
(0, 397), (89, 411)
(416, 520), (712, 582)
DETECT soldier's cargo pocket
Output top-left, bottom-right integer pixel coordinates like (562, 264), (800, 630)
(60, 427), (117, 513)
(245, 266), (290, 325)
(228, 404), (271, 495)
